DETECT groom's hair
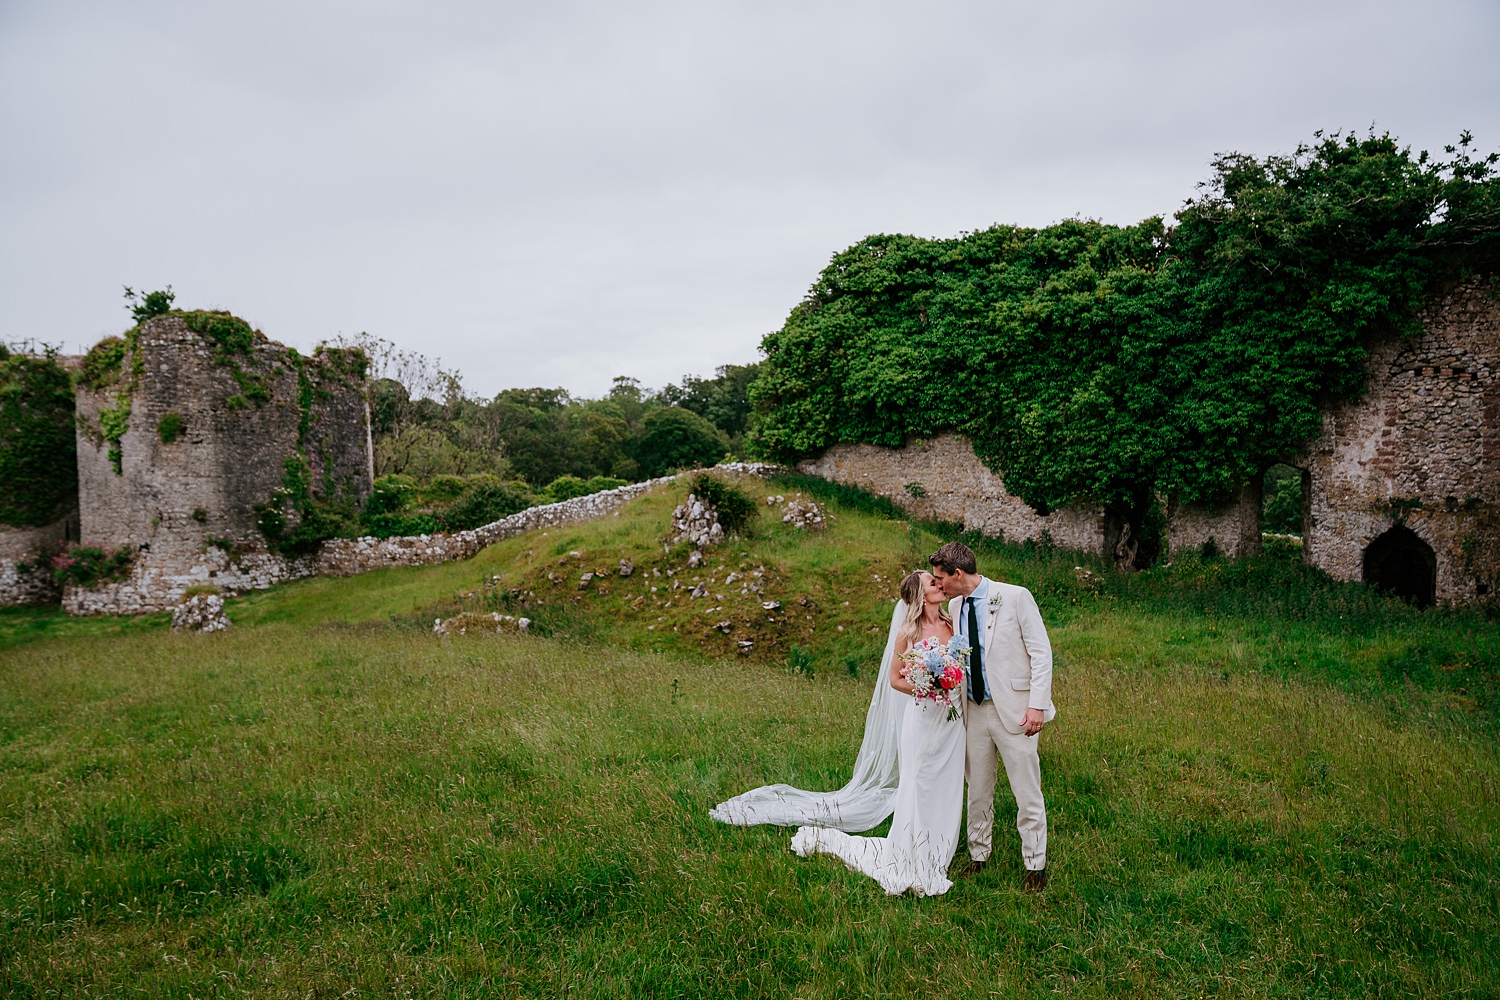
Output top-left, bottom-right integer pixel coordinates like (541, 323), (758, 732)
(929, 542), (977, 575)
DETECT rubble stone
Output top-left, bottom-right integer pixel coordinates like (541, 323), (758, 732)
(171, 593), (231, 632)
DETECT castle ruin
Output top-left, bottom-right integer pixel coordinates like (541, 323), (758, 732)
(2, 276), (1496, 613)
(799, 276), (1500, 606)
(0, 313), (373, 614)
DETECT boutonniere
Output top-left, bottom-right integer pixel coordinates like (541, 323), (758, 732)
(987, 594), (1003, 610)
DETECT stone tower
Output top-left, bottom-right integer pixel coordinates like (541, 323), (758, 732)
(67, 312), (372, 613)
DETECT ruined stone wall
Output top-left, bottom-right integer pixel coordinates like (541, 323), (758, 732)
(0, 511), (76, 606)
(1165, 482), (1264, 561)
(67, 315), (371, 614)
(1298, 276), (1500, 603)
(796, 434), (1106, 554)
(62, 463), (776, 614)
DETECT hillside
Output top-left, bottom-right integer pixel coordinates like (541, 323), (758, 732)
(1, 472), (1498, 997)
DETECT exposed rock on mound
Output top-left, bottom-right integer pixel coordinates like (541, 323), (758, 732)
(172, 593), (231, 633)
(671, 493), (724, 549)
(781, 498), (827, 531)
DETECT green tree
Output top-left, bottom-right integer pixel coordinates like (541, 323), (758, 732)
(749, 130), (1500, 566)
(633, 406), (729, 478)
(659, 363), (761, 449)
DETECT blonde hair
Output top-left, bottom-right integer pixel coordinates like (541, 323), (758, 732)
(897, 570), (953, 649)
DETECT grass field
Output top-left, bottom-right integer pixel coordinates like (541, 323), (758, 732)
(1, 475), (1497, 997)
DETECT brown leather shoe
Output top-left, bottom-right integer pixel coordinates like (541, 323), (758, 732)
(958, 858), (986, 878)
(1022, 868), (1048, 892)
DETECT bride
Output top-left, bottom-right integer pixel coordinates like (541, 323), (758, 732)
(711, 570), (967, 896)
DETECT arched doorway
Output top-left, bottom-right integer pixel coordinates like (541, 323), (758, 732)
(1363, 525), (1437, 607)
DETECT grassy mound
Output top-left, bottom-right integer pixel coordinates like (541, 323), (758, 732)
(1, 473), (1498, 996)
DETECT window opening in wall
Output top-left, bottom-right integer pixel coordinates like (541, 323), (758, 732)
(1363, 525), (1437, 608)
(1261, 464), (1306, 558)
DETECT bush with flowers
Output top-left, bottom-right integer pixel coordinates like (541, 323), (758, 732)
(50, 543), (135, 587)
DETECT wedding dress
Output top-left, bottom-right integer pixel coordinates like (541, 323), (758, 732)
(790, 693), (965, 896)
(708, 601), (909, 831)
(710, 601), (967, 896)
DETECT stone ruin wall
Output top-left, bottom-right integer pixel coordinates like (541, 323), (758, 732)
(794, 433), (1265, 561)
(0, 512), (76, 606)
(1294, 276), (1499, 604)
(794, 278), (1499, 605)
(1163, 482), (1264, 561)
(796, 434), (1107, 554)
(62, 464), (776, 615)
(15, 278), (1500, 614)
(63, 315), (372, 614)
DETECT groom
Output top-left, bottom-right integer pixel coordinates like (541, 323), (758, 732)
(929, 542), (1055, 891)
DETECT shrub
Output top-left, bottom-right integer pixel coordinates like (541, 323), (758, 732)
(686, 473), (757, 534)
(51, 543), (134, 587)
(363, 512), (438, 538)
(437, 481), (534, 532)
(421, 474), (470, 502)
(365, 475), (418, 516)
(122, 286), (174, 323)
(539, 475), (628, 504)
(77, 337), (127, 392)
(157, 411), (185, 444)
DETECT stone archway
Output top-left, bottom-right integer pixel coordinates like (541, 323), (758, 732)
(1362, 525), (1437, 607)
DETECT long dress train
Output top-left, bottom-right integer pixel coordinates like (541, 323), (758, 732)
(789, 694), (965, 896)
(708, 601), (909, 832)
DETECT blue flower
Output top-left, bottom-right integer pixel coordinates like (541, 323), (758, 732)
(923, 649), (944, 670)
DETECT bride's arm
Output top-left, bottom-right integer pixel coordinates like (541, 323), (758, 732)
(889, 637), (916, 695)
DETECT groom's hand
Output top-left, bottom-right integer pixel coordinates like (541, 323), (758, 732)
(1022, 708), (1045, 736)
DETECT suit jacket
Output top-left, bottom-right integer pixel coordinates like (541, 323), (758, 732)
(949, 578), (1056, 735)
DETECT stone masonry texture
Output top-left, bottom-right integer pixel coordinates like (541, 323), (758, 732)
(64, 315), (371, 614)
(797, 433), (1106, 554)
(1294, 276), (1500, 604)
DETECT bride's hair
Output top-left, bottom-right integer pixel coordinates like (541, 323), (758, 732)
(897, 570), (952, 648)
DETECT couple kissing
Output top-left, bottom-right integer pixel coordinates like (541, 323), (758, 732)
(710, 541), (1055, 897)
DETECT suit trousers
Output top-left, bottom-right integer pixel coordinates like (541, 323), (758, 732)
(965, 698), (1047, 871)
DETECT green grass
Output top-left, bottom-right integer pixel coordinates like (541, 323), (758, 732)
(1, 477), (1498, 996)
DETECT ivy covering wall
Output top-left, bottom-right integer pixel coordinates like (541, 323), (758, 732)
(749, 131), (1500, 531)
(0, 346), (77, 526)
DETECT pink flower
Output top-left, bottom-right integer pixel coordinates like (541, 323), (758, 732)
(939, 665), (963, 690)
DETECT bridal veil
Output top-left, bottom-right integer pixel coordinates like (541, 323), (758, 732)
(708, 600), (907, 831)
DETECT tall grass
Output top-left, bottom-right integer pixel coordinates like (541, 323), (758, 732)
(1, 474), (1497, 996)
(1, 626), (1496, 996)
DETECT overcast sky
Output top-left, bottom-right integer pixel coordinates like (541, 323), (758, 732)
(2, 1), (1498, 399)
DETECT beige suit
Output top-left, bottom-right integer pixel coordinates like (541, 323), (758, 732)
(950, 579), (1054, 871)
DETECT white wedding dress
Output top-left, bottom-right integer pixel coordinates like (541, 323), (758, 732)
(710, 601), (967, 896)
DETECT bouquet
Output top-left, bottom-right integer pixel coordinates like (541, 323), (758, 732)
(899, 636), (969, 721)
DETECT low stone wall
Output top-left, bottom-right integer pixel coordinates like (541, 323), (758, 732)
(1165, 482), (1264, 561)
(0, 514), (75, 606)
(796, 434), (1106, 553)
(61, 550), (317, 616)
(60, 464), (777, 615)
